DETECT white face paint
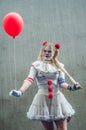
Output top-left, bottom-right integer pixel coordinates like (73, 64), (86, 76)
(42, 46), (55, 61)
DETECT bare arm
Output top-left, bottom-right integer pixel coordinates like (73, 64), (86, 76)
(60, 82), (69, 90)
(60, 82), (81, 91)
(19, 80), (32, 94)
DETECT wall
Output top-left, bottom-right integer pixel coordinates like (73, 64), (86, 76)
(0, 0), (86, 130)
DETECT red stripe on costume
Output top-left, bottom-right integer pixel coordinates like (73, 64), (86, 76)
(26, 77), (34, 83)
(31, 64), (34, 67)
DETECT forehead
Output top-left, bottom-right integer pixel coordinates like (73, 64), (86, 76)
(44, 46), (51, 50)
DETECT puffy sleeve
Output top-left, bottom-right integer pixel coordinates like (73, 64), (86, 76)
(24, 64), (37, 84)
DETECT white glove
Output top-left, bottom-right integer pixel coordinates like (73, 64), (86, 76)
(9, 89), (22, 97)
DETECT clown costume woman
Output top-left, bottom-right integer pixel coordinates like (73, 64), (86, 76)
(9, 41), (81, 130)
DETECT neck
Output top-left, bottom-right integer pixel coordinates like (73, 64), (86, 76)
(43, 59), (53, 64)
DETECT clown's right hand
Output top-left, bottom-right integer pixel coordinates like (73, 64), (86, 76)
(9, 89), (23, 97)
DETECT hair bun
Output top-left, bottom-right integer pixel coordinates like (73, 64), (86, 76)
(55, 43), (60, 49)
(42, 41), (48, 46)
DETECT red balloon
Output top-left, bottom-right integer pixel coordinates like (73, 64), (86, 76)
(2, 12), (24, 38)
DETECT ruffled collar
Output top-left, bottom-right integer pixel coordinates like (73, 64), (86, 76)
(33, 60), (59, 73)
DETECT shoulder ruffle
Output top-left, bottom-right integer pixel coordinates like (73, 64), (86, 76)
(32, 60), (42, 67)
(32, 60), (58, 73)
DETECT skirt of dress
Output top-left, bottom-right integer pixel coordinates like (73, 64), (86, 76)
(27, 90), (75, 122)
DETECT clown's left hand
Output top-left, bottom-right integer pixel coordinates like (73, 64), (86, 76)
(74, 82), (81, 89)
(68, 82), (82, 91)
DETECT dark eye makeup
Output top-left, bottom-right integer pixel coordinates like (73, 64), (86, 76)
(44, 50), (52, 53)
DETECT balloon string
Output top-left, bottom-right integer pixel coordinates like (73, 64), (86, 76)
(13, 39), (16, 89)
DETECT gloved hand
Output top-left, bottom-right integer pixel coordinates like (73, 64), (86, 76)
(9, 89), (23, 97)
(68, 83), (81, 91)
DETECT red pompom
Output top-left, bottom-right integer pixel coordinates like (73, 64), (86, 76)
(42, 41), (48, 46)
(48, 87), (53, 92)
(48, 93), (53, 99)
(55, 43), (60, 49)
(47, 80), (52, 85)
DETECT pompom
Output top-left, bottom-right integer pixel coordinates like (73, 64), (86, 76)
(48, 87), (53, 92)
(55, 43), (60, 49)
(48, 93), (53, 99)
(47, 80), (52, 85)
(42, 41), (48, 46)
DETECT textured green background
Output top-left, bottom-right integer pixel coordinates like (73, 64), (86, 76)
(0, 0), (86, 130)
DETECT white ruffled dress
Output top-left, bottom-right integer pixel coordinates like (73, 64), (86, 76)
(26, 60), (75, 122)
